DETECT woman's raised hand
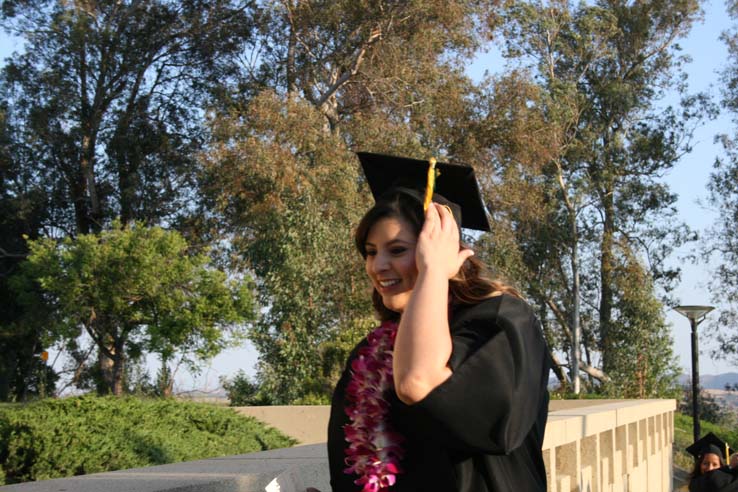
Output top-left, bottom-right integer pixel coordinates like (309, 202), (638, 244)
(416, 202), (474, 278)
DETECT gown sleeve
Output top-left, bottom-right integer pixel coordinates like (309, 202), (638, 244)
(410, 294), (549, 455)
(689, 467), (738, 492)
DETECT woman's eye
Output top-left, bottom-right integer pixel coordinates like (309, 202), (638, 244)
(365, 250), (377, 257)
(390, 248), (406, 255)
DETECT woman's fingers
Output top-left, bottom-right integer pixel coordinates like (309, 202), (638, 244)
(415, 202), (471, 277)
(435, 203), (459, 238)
(422, 201), (440, 237)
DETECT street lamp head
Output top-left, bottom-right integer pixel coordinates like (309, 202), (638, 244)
(674, 305), (715, 323)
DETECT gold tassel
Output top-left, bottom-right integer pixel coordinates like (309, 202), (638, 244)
(725, 442), (730, 465)
(423, 157), (437, 212)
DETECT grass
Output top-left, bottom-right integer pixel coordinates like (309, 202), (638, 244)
(673, 413), (738, 472)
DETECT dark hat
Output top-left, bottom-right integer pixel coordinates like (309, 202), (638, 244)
(356, 152), (490, 231)
(687, 432), (732, 461)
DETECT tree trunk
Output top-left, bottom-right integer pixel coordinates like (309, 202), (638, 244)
(80, 131), (102, 233)
(110, 337), (126, 396)
(582, 328), (595, 386)
(98, 346), (115, 395)
(599, 182), (615, 374)
(76, 34), (102, 234)
(555, 161), (581, 394)
(579, 361), (610, 382)
(114, 66), (148, 226)
(286, 5), (297, 97)
(570, 229), (581, 394)
(117, 155), (136, 226)
(70, 166), (91, 235)
(0, 349), (17, 401)
(159, 359), (174, 398)
(549, 350), (569, 391)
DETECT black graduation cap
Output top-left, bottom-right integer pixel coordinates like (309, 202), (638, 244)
(686, 432), (732, 461)
(356, 152), (491, 231)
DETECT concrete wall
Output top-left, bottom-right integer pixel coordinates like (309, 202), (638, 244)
(235, 405), (330, 445)
(0, 399), (676, 492)
(544, 399), (675, 492)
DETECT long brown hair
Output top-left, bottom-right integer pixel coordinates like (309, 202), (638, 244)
(355, 190), (521, 321)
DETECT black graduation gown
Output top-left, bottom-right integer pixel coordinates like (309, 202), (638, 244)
(690, 467), (738, 492)
(328, 294), (550, 492)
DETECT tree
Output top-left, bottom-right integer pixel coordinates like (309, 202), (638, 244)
(204, 1), (499, 402)
(220, 370), (266, 406)
(601, 241), (681, 398)
(478, 0), (706, 394)
(0, 0), (699, 401)
(704, 0), (738, 361)
(0, 0), (256, 396)
(205, 92), (373, 403)
(0, 0), (256, 234)
(241, 0), (495, 131)
(680, 384), (730, 426)
(11, 223), (254, 395)
(0, 96), (54, 401)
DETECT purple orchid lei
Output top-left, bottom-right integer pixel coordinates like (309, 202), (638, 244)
(343, 320), (405, 492)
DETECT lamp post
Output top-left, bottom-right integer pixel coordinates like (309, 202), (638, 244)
(674, 305), (715, 443)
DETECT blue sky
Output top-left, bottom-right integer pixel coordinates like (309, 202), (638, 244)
(1, 1), (736, 393)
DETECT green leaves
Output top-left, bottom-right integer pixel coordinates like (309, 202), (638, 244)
(0, 396), (294, 484)
(703, 2), (738, 364)
(205, 91), (372, 403)
(1, 0), (257, 234)
(0, 0), (710, 401)
(12, 223), (255, 394)
(483, 0), (704, 395)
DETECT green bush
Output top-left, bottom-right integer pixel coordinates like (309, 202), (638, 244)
(292, 392), (331, 405)
(0, 396), (295, 485)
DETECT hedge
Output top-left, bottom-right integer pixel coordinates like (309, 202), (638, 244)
(0, 396), (295, 484)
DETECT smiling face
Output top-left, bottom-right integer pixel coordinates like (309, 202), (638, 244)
(701, 453), (722, 474)
(364, 216), (418, 313)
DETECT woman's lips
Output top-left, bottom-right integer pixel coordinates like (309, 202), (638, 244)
(377, 279), (401, 292)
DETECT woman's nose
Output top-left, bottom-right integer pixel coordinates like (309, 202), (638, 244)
(372, 251), (390, 273)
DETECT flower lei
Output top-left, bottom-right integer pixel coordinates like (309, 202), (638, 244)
(343, 320), (405, 492)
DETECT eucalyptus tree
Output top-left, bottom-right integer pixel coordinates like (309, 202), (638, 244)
(0, 0), (256, 393)
(705, 0), (738, 362)
(0, 99), (54, 400)
(205, 0), (499, 402)
(0, 0), (256, 235)
(480, 0), (704, 394)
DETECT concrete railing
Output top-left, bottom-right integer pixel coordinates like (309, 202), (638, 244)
(0, 399), (676, 492)
(544, 399), (676, 492)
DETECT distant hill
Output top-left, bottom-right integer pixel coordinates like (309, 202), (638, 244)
(678, 372), (738, 390)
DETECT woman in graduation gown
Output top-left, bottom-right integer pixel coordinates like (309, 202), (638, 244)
(689, 433), (738, 492)
(690, 471), (738, 492)
(327, 153), (550, 492)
